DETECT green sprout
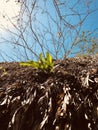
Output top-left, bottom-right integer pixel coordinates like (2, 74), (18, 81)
(20, 52), (54, 72)
(0, 66), (7, 76)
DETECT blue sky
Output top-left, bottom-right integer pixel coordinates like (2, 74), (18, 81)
(0, 0), (98, 62)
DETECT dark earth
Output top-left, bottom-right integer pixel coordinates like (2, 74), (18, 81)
(0, 55), (98, 130)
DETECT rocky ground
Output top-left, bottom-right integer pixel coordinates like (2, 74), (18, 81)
(0, 55), (98, 130)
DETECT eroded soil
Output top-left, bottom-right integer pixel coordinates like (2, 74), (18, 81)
(0, 55), (98, 130)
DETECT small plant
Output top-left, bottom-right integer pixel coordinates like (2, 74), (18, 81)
(0, 66), (7, 76)
(20, 52), (54, 72)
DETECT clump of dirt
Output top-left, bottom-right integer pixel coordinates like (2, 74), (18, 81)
(0, 55), (98, 130)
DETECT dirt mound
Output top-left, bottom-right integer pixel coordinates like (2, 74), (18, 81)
(0, 55), (98, 130)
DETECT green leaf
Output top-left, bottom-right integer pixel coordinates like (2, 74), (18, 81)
(20, 62), (33, 67)
(46, 52), (52, 64)
(39, 53), (44, 62)
(32, 61), (39, 68)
